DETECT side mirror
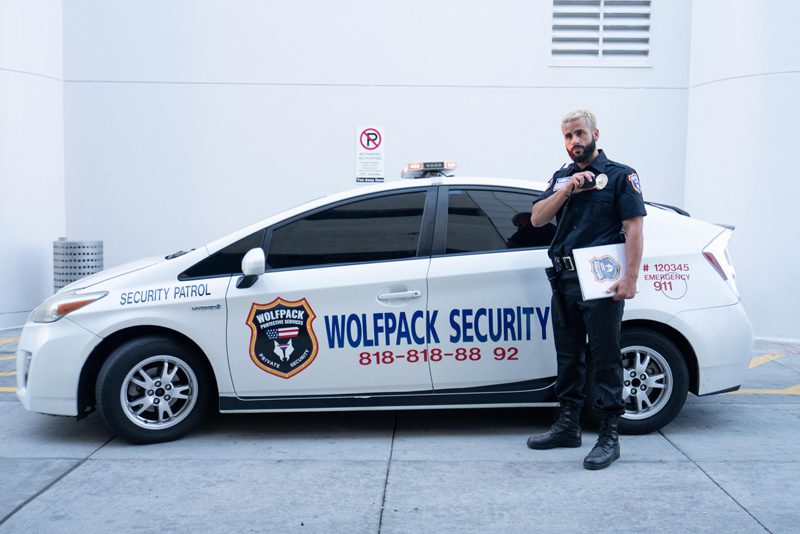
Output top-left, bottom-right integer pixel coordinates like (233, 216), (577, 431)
(237, 248), (266, 289)
(242, 248), (266, 276)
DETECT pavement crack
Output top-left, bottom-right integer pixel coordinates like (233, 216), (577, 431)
(658, 430), (773, 534)
(87, 434), (116, 459)
(0, 435), (115, 526)
(377, 411), (398, 534)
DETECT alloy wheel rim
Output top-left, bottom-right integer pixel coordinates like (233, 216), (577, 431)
(120, 355), (198, 430)
(620, 345), (673, 420)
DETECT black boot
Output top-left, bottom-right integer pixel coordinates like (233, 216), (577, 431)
(527, 403), (582, 449)
(583, 412), (621, 470)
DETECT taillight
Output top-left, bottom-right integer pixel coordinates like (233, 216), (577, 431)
(703, 230), (739, 297)
(703, 251), (727, 280)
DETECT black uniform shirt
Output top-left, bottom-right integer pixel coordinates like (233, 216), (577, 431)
(535, 150), (647, 259)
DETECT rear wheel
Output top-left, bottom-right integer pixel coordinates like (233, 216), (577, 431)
(96, 336), (211, 444)
(585, 328), (689, 434)
(619, 328), (689, 434)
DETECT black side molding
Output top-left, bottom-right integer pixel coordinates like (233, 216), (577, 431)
(697, 385), (741, 396)
(219, 378), (557, 411)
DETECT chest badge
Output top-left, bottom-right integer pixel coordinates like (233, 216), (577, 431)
(245, 297), (319, 379)
(595, 174), (608, 190)
(590, 255), (621, 282)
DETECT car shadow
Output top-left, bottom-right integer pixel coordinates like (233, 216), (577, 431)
(195, 407), (559, 439)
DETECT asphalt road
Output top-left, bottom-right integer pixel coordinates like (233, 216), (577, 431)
(0, 330), (797, 533)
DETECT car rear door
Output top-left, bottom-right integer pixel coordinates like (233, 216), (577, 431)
(425, 186), (557, 391)
(225, 187), (436, 398)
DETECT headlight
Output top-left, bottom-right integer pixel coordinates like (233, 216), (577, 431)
(28, 291), (109, 323)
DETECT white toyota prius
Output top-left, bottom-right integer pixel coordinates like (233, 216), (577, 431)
(17, 165), (752, 443)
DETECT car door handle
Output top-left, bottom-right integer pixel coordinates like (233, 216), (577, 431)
(377, 290), (422, 301)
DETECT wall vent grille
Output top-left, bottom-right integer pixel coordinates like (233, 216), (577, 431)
(552, 0), (651, 64)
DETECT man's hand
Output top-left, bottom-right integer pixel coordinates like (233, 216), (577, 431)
(566, 171), (596, 194)
(531, 170), (597, 227)
(608, 274), (637, 301)
(608, 216), (644, 301)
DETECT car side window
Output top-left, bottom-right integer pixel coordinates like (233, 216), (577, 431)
(180, 229), (266, 279)
(445, 189), (556, 254)
(267, 191), (427, 269)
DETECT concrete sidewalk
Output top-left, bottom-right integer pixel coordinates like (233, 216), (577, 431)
(0, 329), (797, 533)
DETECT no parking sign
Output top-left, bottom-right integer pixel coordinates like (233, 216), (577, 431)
(355, 125), (385, 183)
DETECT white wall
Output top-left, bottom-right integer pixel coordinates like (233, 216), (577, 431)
(685, 0), (800, 340)
(27, 1), (795, 339)
(0, 0), (65, 329)
(61, 0), (692, 268)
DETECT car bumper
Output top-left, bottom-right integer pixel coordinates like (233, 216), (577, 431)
(16, 318), (102, 416)
(667, 301), (753, 395)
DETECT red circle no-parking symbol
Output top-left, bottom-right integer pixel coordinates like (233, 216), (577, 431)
(359, 128), (382, 150)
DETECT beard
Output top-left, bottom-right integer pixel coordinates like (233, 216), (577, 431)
(568, 137), (596, 164)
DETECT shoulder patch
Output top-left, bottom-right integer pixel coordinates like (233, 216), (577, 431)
(627, 172), (642, 194)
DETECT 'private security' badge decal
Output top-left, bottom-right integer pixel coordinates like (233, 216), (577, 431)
(246, 297), (319, 379)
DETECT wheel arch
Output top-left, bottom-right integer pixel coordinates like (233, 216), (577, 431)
(77, 325), (219, 416)
(622, 319), (699, 395)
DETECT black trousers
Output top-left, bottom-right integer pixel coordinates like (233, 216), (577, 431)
(552, 271), (625, 415)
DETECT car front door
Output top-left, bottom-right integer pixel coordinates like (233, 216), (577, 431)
(426, 186), (557, 391)
(225, 188), (436, 398)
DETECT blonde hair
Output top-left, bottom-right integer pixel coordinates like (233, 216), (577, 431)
(562, 109), (597, 131)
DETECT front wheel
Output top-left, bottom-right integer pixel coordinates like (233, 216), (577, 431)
(96, 336), (211, 444)
(618, 328), (689, 434)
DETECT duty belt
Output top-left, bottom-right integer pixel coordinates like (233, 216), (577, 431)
(553, 255), (576, 272)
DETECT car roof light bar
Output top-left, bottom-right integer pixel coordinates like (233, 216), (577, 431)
(401, 161), (457, 179)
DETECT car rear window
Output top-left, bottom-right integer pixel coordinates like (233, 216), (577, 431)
(445, 189), (555, 254)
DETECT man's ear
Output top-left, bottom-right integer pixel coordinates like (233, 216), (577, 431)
(594, 128), (600, 142)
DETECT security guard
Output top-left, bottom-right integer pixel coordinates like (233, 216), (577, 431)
(527, 109), (646, 470)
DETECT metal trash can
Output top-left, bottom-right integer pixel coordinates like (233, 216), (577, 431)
(53, 239), (104, 292)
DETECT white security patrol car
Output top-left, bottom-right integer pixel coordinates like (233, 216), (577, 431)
(17, 163), (752, 443)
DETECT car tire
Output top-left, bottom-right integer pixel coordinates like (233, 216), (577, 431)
(96, 336), (211, 444)
(584, 327), (689, 435)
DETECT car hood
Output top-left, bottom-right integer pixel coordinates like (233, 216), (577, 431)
(59, 256), (165, 293)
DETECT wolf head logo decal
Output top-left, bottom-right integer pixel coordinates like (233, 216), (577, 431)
(245, 297), (318, 379)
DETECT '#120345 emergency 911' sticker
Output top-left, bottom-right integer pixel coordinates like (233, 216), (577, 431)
(245, 297), (319, 379)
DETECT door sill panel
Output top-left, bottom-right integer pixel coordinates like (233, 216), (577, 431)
(219, 377), (557, 412)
